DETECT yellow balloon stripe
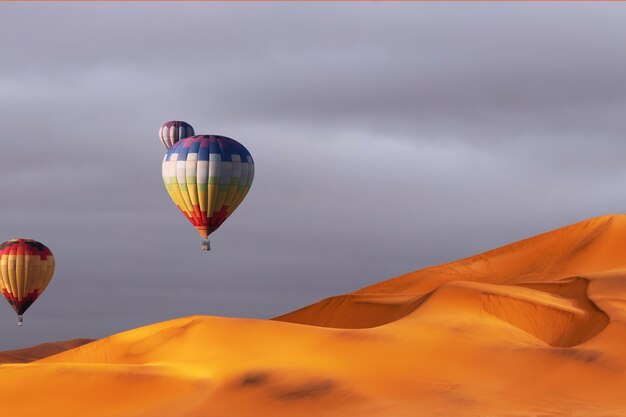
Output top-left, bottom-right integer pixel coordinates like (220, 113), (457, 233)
(162, 136), (254, 240)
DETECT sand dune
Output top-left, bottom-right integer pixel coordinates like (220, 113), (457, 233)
(2, 215), (626, 416)
(0, 338), (93, 363)
(277, 214), (626, 328)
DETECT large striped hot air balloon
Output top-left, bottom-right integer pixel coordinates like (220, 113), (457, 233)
(159, 121), (195, 149)
(0, 239), (55, 326)
(162, 135), (254, 251)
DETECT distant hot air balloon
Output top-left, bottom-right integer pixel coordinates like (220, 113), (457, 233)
(0, 239), (55, 326)
(159, 121), (195, 149)
(162, 135), (254, 251)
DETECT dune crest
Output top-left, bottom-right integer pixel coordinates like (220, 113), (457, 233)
(430, 278), (608, 347)
(0, 338), (93, 364)
(2, 215), (626, 416)
(277, 215), (625, 331)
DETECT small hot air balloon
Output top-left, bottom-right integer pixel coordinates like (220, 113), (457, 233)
(159, 121), (195, 149)
(162, 135), (254, 251)
(0, 239), (55, 326)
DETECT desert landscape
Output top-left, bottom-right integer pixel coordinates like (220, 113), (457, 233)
(2, 3), (625, 416)
(1, 214), (626, 416)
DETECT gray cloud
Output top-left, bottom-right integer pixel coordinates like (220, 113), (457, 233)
(0, 3), (625, 349)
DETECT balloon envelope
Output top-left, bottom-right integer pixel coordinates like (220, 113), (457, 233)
(0, 239), (55, 316)
(162, 135), (254, 239)
(159, 121), (195, 149)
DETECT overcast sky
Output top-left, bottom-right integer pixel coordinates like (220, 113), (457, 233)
(0, 3), (625, 349)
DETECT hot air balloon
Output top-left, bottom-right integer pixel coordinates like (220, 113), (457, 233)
(159, 121), (195, 149)
(0, 239), (55, 326)
(162, 135), (254, 251)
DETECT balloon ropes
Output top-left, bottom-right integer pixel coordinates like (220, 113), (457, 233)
(161, 134), (254, 251)
(0, 239), (55, 326)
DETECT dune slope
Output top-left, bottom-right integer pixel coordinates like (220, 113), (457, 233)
(2, 215), (626, 416)
(276, 215), (624, 330)
(0, 338), (93, 363)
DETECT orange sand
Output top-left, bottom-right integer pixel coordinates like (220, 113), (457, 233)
(0, 339), (93, 364)
(2, 215), (626, 416)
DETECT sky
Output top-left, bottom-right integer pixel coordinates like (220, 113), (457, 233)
(0, 3), (625, 349)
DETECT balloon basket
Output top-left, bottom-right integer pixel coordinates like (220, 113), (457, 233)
(201, 240), (211, 252)
(17, 315), (23, 327)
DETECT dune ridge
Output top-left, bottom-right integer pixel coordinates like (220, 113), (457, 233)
(0, 338), (93, 363)
(2, 215), (626, 416)
(276, 215), (622, 333)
